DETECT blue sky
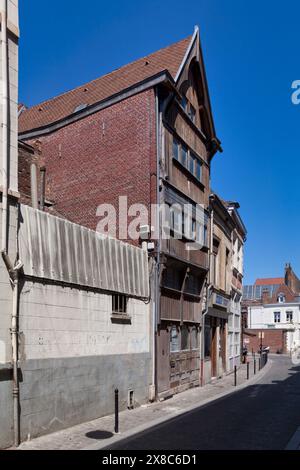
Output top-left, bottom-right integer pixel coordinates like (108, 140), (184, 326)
(19, 0), (300, 284)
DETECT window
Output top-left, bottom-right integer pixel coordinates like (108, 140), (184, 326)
(188, 104), (196, 123)
(181, 144), (188, 167)
(204, 318), (211, 358)
(195, 159), (202, 181)
(277, 293), (285, 303)
(286, 311), (293, 322)
(171, 207), (183, 237)
(189, 153), (195, 174)
(181, 325), (189, 351)
(170, 326), (180, 352)
(181, 96), (188, 112)
(191, 327), (199, 350)
(274, 311), (281, 323)
(112, 294), (128, 314)
(173, 138), (179, 161)
(172, 136), (203, 184)
(195, 221), (208, 247)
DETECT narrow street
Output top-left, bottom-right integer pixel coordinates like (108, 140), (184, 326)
(109, 356), (300, 450)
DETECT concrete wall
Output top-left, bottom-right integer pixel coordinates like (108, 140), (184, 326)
(18, 279), (151, 441)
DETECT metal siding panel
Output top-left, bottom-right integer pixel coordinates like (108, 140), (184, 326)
(58, 218), (70, 282)
(39, 211), (51, 279)
(19, 205), (149, 299)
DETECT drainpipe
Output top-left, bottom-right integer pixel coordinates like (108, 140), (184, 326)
(151, 89), (161, 400)
(30, 164), (38, 210)
(1, 2), (22, 447)
(1, 0), (8, 256)
(40, 166), (46, 211)
(200, 195), (215, 386)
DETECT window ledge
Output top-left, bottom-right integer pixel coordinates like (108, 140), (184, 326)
(111, 313), (132, 324)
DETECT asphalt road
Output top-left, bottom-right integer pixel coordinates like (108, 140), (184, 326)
(108, 356), (300, 450)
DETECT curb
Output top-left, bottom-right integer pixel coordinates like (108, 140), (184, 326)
(83, 359), (273, 450)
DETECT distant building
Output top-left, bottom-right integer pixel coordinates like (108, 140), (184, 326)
(242, 265), (300, 354)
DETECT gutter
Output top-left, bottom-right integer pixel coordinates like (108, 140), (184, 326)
(19, 71), (178, 140)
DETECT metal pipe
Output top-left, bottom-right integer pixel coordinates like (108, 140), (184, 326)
(40, 166), (46, 211)
(1, 0), (8, 255)
(114, 389), (119, 434)
(30, 163), (38, 209)
(1, 2), (21, 446)
(200, 196), (215, 386)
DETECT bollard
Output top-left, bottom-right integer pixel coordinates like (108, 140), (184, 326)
(259, 356), (261, 371)
(254, 359), (256, 375)
(234, 365), (237, 386)
(114, 389), (119, 434)
(247, 362), (249, 380)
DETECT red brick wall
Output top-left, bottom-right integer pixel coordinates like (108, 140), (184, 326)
(244, 329), (288, 354)
(25, 89), (157, 245)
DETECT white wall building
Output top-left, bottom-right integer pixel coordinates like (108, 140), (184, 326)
(248, 300), (300, 352)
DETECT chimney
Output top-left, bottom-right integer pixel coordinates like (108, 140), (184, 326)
(262, 288), (270, 305)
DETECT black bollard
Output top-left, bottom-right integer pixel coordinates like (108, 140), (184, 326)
(254, 359), (256, 375)
(247, 362), (249, 380)
(234, 366), (237, 386)
(114, 389), (119, 434)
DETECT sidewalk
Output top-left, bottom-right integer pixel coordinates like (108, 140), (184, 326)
(17, 356), (272, 450)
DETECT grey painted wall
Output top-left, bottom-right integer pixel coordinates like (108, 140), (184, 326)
(19, 353), (151, 441)
(0, 365), (13, 448)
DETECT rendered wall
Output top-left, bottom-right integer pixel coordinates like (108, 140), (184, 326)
(0, 0), (19, 449)
(18, 280), (151, 441)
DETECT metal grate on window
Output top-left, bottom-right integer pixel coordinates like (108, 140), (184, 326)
(112, 294), (128, 314)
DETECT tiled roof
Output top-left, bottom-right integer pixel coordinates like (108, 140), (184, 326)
(19, 36), (192, 134)
(270, 284), (297, 304)
(255, 278), (284, 286)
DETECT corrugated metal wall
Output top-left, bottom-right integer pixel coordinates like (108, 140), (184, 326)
(18, 204), (149, 299)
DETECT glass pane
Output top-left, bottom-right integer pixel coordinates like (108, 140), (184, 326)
(173, 138), (179, 160)
(170, 326), (180, 352)
(196, 160), (202, 181)
(189, 154), (194, 174)
(181, 145), (188, 167)
(181, 325), (189, 350)
(181, 96), (188, 111)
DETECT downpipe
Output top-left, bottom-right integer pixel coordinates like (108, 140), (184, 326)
(200, 195), (215, 386)
(1, 1), (22, 447)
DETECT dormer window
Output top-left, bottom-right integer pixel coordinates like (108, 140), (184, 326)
(277, 293), (285, 303)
